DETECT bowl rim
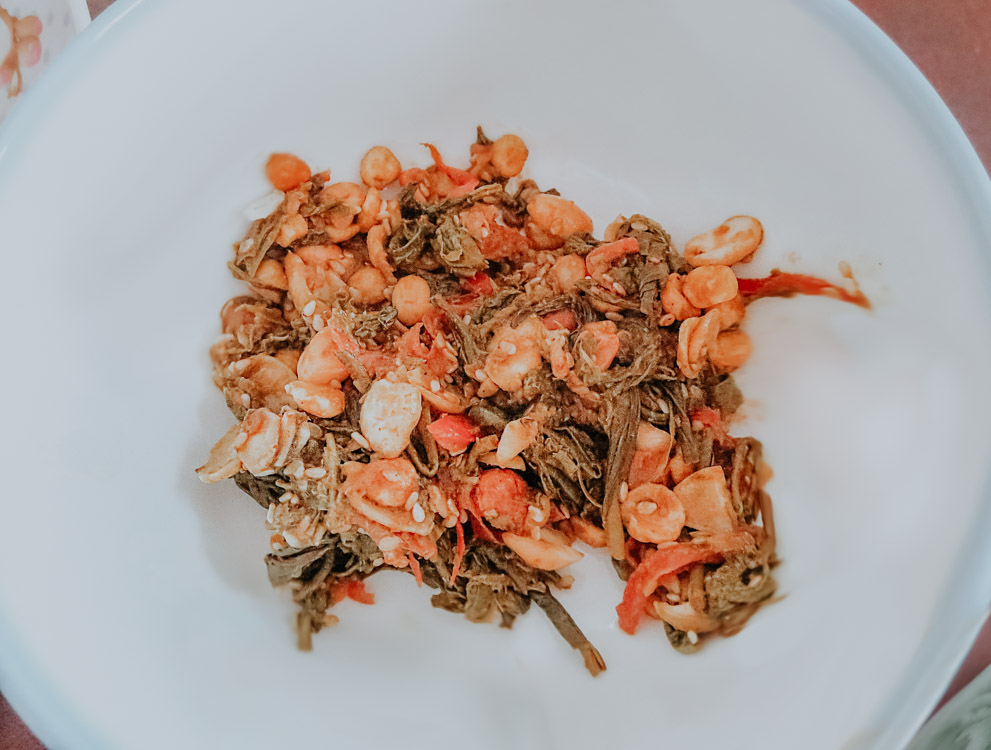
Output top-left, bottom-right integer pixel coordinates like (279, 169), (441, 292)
(1, 1), (990, 748)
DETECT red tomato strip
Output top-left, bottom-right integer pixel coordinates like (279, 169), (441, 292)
(737, 271), (870, 309)
(407, 552), (423, 587)
(450, 520), (466, 586)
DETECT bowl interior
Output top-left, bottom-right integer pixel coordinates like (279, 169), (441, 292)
(1, 1), (991, 748)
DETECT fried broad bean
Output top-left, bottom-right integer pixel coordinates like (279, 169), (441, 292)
(577, 320), (621, 370)
(708, 329), (752, 372)
(685, 215), (763, 267)
(297, 326), (358, 385)
(502, 532), (583, 571)
(682, 265), (739, 308)
(620, 483), (685, 544)
(676, 310), (720, 378)
(484, 317), (544, 393)
(710, 295), (746, 330)
(526, 194), (594, 249)
(672, 466), (735, 532)
(661, 274), (701, 320)
(359, 380), (422, 458)
(285, 380), (345, 418)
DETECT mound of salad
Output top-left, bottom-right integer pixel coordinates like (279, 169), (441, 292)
(197, 127), (867, 674)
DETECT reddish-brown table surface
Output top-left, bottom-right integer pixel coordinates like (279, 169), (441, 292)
(2, 1), (990, 748)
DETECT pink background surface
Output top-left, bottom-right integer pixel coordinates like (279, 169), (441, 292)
(1, 0), (989, 747)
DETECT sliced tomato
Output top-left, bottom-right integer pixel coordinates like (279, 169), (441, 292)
(330, 579), (375, 605)
(542, 309), (579, 332)
(479, 225), (530, 260)
(468, 511), (500, 543)
(397, 323), (430, 360)
(422, 143), (479, 195)
(691, 407), (735, 448)
(399, 167), (429, 187)
(407, 552), (423, 587)
(470, 469), (530, 533)
(737, 272), (870, 309)
(464, 271), (495, 296)
(616, 544), (723, 634)
(617, 530), (759, 634)
(427, 414), (480, 455)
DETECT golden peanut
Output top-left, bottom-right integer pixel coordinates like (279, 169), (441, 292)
(360, 146), (402, 189)
(266, 153), (310, 192)
(683, 265), (739, 308)
(526, 194), (594, 241)
(348, 265), (388, 305)
(392, 274), (433, 325)
(490, 134), (529, 178)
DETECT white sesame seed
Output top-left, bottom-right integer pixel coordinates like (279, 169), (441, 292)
(619, 481), (629, 501)
(379, 536), (401, 552)
(475, 369), (487, 381)
(500, 341), (517, 355)
(312, 315), (326, 331)
(412, 503), (426, 523)
(351, 431), (371, 450)
(527, 506), (546, 523)
(605, 312), (623, 322)
(372, 557), (384, 567)
(748, 575), (764, 587)
(483, 509), (498, 519)
(287, 459), (305, 479)
(612, 282), (626, 295)
(266, 504), (276, 524)
(686, 630), (699, 645)
(240, 393), (251, 407)
(666, 593), (680, 603)
(430, 380), (441, 392)
(290, 494), (301, 505)
(637, 501), (658, 515)
(463, 314), (472, 324)
(302, 301), (316, 316)
(278, 491), (294, 503)
(404, 491), (419, 510)
(304, 467), (327, 479)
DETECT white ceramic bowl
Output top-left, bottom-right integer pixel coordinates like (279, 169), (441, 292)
(0, 0), (89, 121)
(1, 1), (990, 749)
